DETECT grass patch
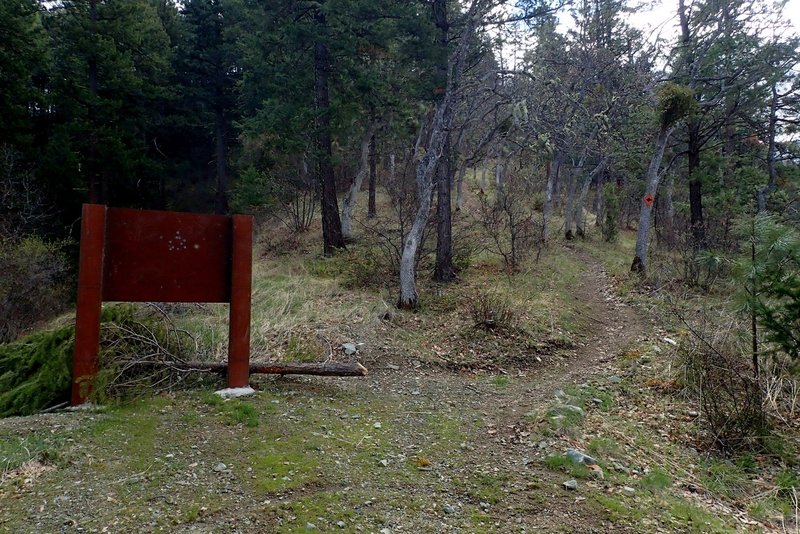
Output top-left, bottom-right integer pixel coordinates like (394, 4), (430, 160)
(227, 401), (260, 428)
(492, 375), (510, 388)
(586, 436), (620, 458)
(0, 432), (66, 473)
(593, 493), (642, 522)
(700, 459), (749, 500)
(565, 385), (614, 411)
(544, 453), (592, 479)
(668, 499), (732, 533)
(546, 405), (585, 431)
(457, 471), (508, 504)
(266, 489), (360, 532)
(254, 448), (320, 494)
(640, 467), (672, 492)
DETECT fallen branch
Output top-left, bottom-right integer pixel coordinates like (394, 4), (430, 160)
(165, 360), (368, 377)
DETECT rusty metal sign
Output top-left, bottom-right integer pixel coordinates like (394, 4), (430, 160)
(643, 194), (655, 207)
(72, 204), (253, 405)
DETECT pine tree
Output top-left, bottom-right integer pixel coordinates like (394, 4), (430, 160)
(0, 0), (47, 153)
(45, 0), (173, 207)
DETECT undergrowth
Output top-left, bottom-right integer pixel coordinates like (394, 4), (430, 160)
(0, 305), (200, 416)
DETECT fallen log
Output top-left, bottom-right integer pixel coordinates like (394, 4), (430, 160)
(168, 360), (368, 377)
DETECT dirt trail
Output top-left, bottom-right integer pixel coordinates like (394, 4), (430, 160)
(362, 247), (649, 413)
(0, 249), (658, 533)
(526, 250), (649, 400)
(340, 248), (655, 532)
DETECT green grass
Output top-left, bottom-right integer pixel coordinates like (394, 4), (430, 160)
(640, 468), (672, 492)
(593, 493), (643, 522)
(565, 385), (614, 411)
(0, 432), (66, 472)
(776, 468), (800, 497)
(668, 499), (733, 533)
(700, 459), (749, 500)
(492, 375), (510, 388)
(544, 453), (592, 479)
(228, 401), (260, 427)
(456, 471), (509, 504)
(586, 436), (620, 458)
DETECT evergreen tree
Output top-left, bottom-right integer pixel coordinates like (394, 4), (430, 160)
(44, 0), (173, 208)
(0, 0), (48, 153)
(178, 0), (240, 214)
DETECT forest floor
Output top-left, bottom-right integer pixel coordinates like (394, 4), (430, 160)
(0, 230), (797, 533)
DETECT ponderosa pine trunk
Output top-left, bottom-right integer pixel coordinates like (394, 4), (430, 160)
(432, 0), (454, 283)
(631, 126), (673, 273)
(214, 105), (228, 214)
(757, 84), (779, 213)
(434, 132), (455, 282)
(314, 9), (345, 255)
(687, 119), (706, 250)
(368, 133), (377, 218)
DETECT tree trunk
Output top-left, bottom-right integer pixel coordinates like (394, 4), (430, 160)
(687, 120), (706, 250)
(455, 163), (467, 211)
(757, 84), (779, 213)
(87, 0), (102, 204)
(314, 10), (345, 255)
(434, 132), (455, 282)
(575, 158), (607, 237)
(432, 0), (454, 284)
(399, 175), (435, 309)
(564, 168), (578, 240)
(631, 126), (673, 273)
(542, 152), (562, 242)
(655, 172), (676, 248)
(214, 106), (228, 214)
(398, 0), (474, 308)
(341, 123), (377, 240)
(367, 132), (377, 218)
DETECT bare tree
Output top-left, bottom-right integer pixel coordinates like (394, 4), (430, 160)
(398, 1), (478, 308)
(341, 122), (378, 240)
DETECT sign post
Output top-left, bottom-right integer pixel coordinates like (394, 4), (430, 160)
(71, 205), (253, 405)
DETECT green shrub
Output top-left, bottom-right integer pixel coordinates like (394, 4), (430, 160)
(0, 236), (71, 342)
